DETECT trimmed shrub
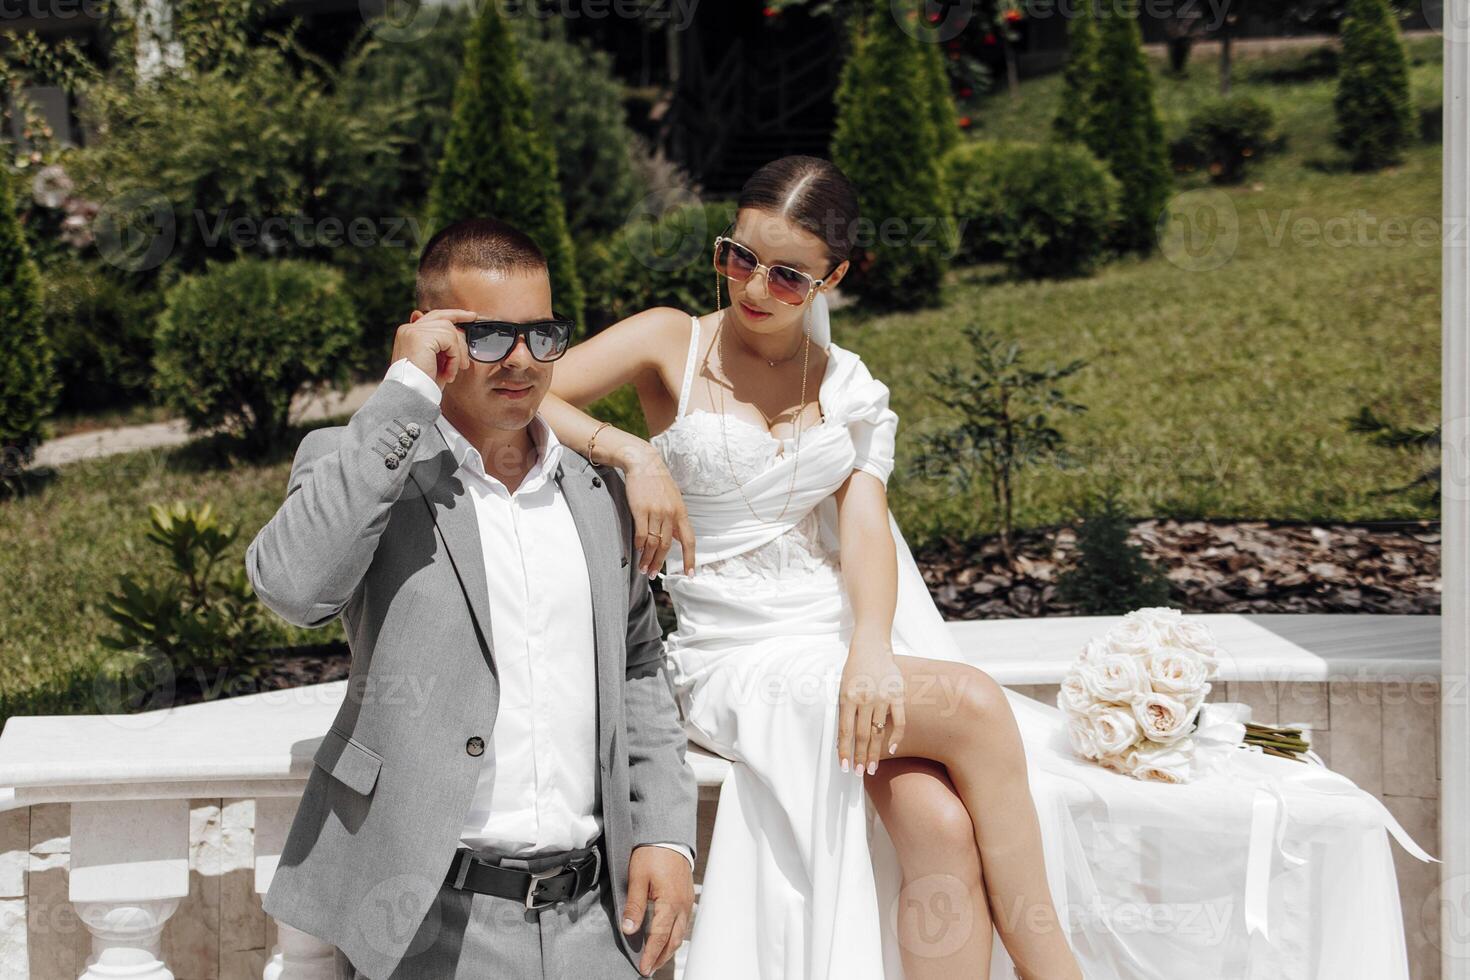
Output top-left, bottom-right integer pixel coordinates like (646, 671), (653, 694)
(0, 165), (58, 477)
(944, 141), (1120, 279)
(1052, 3), (1100, 143)
(580, 200), (736, 331)
(1083, 5), (1171, 254)
(1333, 0), (1414, 171)
(831, 0), (953, 309)
(343, 5), (648, 248)
(918, 26), (961, 159)
(42, 255), (160, 412)
(425, 0), (585, 329)
(514, 21), (645, 248)
(69, 41), (410, 355)
(152, 258), (360, 456)
(1172, 96), (1277, 183)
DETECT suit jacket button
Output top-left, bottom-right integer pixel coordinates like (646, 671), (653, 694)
(384, 456), (399, 470)
(466, 736), (484, 757)
(592, 475), (602, 488)
(621, 555), (629, 567)
(406, 422), (421, 438)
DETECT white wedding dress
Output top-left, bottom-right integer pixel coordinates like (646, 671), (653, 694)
(649, 311), (1434, 980)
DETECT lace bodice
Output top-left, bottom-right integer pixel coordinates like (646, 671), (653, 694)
(649, 316), (841, 583)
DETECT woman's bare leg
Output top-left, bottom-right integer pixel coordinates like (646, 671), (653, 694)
(878, 656), (1082, 980)
(866, 757), (994, 978)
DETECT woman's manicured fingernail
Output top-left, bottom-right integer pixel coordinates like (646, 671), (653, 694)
(890, 742), (899, 754)
(867, 761), (877, 775)
(623, 918), (636, 933)
(840, 758), (849, 772)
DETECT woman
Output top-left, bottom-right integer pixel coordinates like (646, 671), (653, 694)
(538, 155), (1084, 979)
(539, 155), (1436, 980)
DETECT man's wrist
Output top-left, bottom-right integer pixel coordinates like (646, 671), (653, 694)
(385, 356), (443, 407)
(636, 841), (695, 872)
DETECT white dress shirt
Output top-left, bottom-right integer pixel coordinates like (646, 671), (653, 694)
(384, 358), (692, 869)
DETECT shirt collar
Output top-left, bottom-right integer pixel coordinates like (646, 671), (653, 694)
(433, 411), (564, 494)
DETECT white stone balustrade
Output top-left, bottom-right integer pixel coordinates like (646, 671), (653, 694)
(0, 613), (1443, 979)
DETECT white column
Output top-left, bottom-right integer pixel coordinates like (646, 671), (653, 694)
(256, 795), (335, 980)
(1444, 7), (1470, 980)
(69, 799), (189, 980)
(118, 0), (185, 82)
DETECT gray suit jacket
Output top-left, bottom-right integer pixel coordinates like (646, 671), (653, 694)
(244, 376), (698, 980)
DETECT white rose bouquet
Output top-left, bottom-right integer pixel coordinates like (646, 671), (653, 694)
(1058, 607), (1311, 783)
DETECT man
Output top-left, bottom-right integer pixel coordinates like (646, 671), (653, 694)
(245, 216), (698, 979)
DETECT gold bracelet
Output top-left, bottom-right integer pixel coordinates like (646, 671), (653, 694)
(586, 421), (613, 465)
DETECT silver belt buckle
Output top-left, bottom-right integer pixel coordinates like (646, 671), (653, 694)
(524, 863), (565, 910)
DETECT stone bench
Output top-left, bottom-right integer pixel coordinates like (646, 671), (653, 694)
(0, 613), (1441, 979)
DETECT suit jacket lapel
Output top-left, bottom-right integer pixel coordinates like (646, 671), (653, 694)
(557, 461), (621, 765)
(410, 440), (498, 678)
(411, 439), (619, 761)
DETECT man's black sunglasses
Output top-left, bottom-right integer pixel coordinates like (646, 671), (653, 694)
(459, 314), (574, 363)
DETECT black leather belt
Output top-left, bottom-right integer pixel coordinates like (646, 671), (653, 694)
(445, 841), (603, 911)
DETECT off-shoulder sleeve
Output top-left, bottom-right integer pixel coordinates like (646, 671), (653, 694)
(837, 348), (899, 486)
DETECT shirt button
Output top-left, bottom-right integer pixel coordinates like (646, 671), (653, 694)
(466, 736), (484, 757)
(592, 475), (602, 488)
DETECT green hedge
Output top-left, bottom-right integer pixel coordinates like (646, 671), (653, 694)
(1082, 6), (1171, 254)
(0, 165), (58, 475)
(580, 200), (736, 331)
(944, 141), (1120, 279)
(1172, 96), (1277, 184)
(425, 0), (585, 329)
(152, 258), (360, 456)
(1334, 0), (1414, 170)
(831, 0), (953, 309)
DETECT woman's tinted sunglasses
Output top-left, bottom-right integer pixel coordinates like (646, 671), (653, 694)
(712, 226), (836, 307)
(459, 314), (574, 363)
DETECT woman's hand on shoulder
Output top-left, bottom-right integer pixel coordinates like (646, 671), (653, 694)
(622, 444), (696, 579)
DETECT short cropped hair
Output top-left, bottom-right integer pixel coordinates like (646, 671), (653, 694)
(415, 216), (548, 310)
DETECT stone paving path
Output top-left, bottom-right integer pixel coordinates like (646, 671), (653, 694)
(33, 379), (379, 469)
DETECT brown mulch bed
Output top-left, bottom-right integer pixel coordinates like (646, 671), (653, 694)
(177, 519), (1438, 708)
(914, 518), (1440, 619)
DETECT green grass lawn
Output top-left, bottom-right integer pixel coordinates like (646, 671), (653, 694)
(848, 39), (1442, 546)
(0, 37), (1442, 717)
(0, 437), (339, 707)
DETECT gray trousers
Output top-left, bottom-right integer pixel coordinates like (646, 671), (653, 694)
(335, 846), (644, 980)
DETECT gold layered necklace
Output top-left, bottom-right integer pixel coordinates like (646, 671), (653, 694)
(706, 308), (812, 524)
